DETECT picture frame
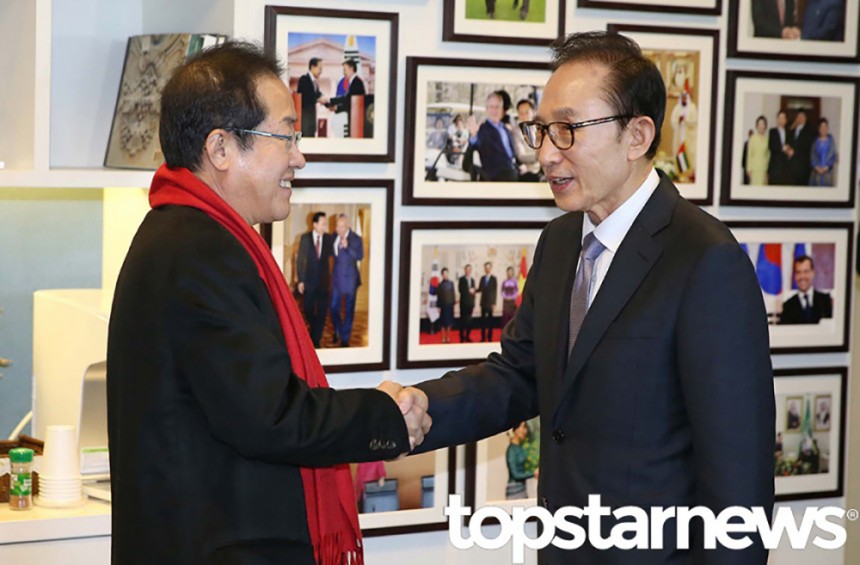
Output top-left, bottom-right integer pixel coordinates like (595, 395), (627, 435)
(402, 57), (554, 207)
(397, 221), (545, 369)
(268, 179), (393, 373)
(357, 447), (457, 535)
(773, 367), (846, 502)
(726, 221), (853, 353)
(721, 71), (858, 208)
(578, 0), (721, 16)
(606, 24), (719, 205)
(465, 416), (542, 513)
(442, 0), (566, 46)
(728, 0), (860, 63)
(264, 6), (398, 162)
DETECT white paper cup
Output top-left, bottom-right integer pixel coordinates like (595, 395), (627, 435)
(41, 425), (81, 479)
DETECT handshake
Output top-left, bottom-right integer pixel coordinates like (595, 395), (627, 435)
(377, 381), (432, 453)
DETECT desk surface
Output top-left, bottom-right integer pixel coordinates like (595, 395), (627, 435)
(0, 498), (110, 544)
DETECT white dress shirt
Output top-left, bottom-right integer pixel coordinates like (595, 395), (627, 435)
(580, 168), (660, 307)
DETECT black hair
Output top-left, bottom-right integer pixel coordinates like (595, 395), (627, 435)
(550, 31), (665, 159)
(794, 254), (815, 270)
(308, 57), (321, 69)
(159, 41), (283, 171)
(343, 59), (358, 72)
(312, 211), (327, 224)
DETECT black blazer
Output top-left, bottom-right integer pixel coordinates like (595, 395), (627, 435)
(296, 230), (331, 293)
(778, 290), (833, 324)
(768, 127), (794, 184)
(329, 76), (366, 114)
(790, 123), (816, 184)
(415, 173), (775, 564)
(459, 276), (476, 311)
(478, 274), (498, 309)
(474, 120), (517, 181)
(107, 206), (407, 564)
(296, 73), (321, 137)
(752, 0), (796, 37)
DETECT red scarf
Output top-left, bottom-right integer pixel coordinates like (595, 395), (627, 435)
(150, 164), (363, 565)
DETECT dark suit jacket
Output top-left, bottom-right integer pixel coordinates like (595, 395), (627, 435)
(459, 276), (476, 311)
(296, 73), (321, 137)
(752, 0), (797, 37)
(331, 230), (363, 293)
(778, 289), (833, 324)
(478, 274), (498, 309)
(107, 206), (406, 564)
(474, 120), (517, 181)
(768, 127), (794, 184)
(330, 76), (366, 114)
(415, 173), (775, 564)
(296, 230), (331, 293)
(790, 123), (815, 185)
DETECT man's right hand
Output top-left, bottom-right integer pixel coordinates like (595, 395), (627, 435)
(297, 282), (305, 294)
(376, 381), (432, 451)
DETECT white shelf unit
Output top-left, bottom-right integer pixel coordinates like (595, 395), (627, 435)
(0, 0), (236, 189)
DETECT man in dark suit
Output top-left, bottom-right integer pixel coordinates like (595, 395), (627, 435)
(458, 264), (476, 342)
(296, 210), (332, 347)
(477, 261), (498, 342)
(768, 109), (794, 185)
(752, 0), (800, 38)
(327, 59), (365, 115)
(295, 57), (328, 138)
(404, 31), (775, 563)
(106, 43), (430, 564)
(778, 255), (833, 324)
(467, 91), (519, 182)
(330, 213), (363, 347)
(789, 109), (815, 185)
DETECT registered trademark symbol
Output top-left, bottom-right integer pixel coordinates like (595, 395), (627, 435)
(847, 509), (859, 521)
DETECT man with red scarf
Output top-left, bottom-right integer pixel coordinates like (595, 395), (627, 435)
(107, 42), (430, 564)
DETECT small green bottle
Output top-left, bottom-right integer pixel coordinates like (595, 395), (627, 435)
(9, 448), (34, 510)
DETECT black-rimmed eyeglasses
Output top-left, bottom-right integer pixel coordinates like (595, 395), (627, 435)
(225, 128), (301, 150)
(518, 115), (630, 150)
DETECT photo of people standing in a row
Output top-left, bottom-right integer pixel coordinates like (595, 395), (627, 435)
(741, 96), (839, 187)
(276, 204), (372, 349)
(424, 81), (543, 184)
(418, 244), (534, 345)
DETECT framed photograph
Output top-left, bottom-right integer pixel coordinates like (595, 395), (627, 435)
(397, 222), (545, 369)
(578, 0), (721, 16)
(356, 447), (457, 535)
(607, 25), (719, 205)
(264, 6), (398, 162)
(269, 179), (393, 372)
(465, 416), (541, 513)
(773, 367), (846, 501)
(403, 57), (553, 206)
(721, 71), (858, 208)
(442, 0), (566, 46)
(727, 221), (853, 353)
(728, 0), (860, 63)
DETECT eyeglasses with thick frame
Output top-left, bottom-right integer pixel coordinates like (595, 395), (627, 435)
(518, 115), (631, 150)
(225, 128), (302, 150)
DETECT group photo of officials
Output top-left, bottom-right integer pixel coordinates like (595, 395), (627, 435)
(286, 33), (376, 139)
(751, 0), (846, 41)
(418, 243), (534, 344)
(277, 204), (371, 348)
(774, 390), (833, 477)
(423, 81), (543, 183)
(741, 97), (840, 187)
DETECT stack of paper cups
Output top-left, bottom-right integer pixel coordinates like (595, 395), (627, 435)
(35, 425), (84, 507)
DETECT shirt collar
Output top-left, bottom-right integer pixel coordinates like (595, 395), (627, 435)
(582, 168), (660, 253)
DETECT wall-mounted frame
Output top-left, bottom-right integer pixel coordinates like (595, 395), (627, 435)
(397, 221), (544, 369)
(357, 447), (457, 535)
(264, 6), (398, 162)
(607, 24), (719, 205)
(721, 71), (858, 208)
(728, 0), (860, 63)
(402, 57), (553, 207)
(442, 0), (566, 46)
(773, 367), (846, 502)
(269, 179), (393, 373)
(464, 416), (541, 513)
(578, 0), (721, 16)
(727, 221), (853, 353)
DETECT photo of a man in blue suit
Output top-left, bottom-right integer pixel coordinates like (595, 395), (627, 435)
(330, 213), (364, 347)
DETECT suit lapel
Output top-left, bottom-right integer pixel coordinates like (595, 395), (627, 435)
(551, 175), (680, 429)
